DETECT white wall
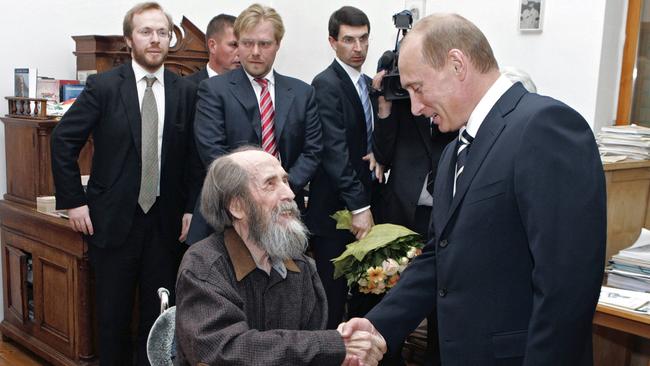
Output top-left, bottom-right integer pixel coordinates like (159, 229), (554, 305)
(0, 0), (629, 320)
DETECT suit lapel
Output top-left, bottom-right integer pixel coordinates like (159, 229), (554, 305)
(229, 68), (262, 139)
(161, 69), (178, 169)
(439, 83), (527, 233)
(273, 71), (294, 141)
(119, 64), (142, 158)
(331, 61), (365, 127)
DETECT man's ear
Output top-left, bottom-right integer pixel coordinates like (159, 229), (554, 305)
(228, 197), (245, 221)
(328, 36), (338, 52)
(448, 49), (467, 80)
(207, 37), (218, 54)
(125, 36), (133, 50)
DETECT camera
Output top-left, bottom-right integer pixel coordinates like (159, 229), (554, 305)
(376, 10), (413, 101)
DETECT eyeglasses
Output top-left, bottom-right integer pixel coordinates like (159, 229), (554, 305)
(135, 28), (171, 39)
(340, 35), (369, 46)
(239, 39), (275, 50)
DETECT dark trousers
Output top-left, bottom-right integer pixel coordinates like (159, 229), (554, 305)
(311, 230), (354, 329)
(88, 202), (178, 366)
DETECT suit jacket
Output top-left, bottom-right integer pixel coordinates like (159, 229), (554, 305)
(372, 99), (456, 231)
(184, 66), (209, 86)
(306, 60), (379, 236)
(366, 83), (606, 365)
(193, 66), (322, 209)
(51, 63), (203, 249)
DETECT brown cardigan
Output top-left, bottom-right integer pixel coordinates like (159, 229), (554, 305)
(175, 229), (346, 365)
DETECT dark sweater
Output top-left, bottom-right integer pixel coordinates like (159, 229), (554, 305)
(175, 229), (346, 365)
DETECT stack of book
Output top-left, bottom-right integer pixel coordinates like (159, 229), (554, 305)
(607, 228), (650, 292)
(597, 124), (650, 161)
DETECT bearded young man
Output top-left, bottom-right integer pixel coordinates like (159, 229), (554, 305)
(175, 148), (386, 366)
(51, 2), (202, 364)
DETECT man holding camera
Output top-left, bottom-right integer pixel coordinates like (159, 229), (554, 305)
(307, 6), (382, 329)
(371, 11), (457, 238)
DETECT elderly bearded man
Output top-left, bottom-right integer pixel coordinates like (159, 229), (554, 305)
(175, 148), (386, 366)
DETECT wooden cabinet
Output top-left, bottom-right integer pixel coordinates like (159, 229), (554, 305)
(0, 117), (92, 207)
(0, 200), (95, 365)
(0, 116), (96, 365)
(604, 160), (650, 262)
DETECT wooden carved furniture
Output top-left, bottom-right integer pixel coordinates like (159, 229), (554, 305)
(0, 17), (206, 366)
(73, 16), (208, 77)
(0, 117), (92, 208)
(0, 200), (93, 366)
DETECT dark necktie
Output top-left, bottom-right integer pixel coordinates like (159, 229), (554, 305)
(425, 118), (435, 195)
(138, 76), (158, 213)
(453, 129), (474, 197)
(357, 77), (373, 153)
(254, 78), (279, 158)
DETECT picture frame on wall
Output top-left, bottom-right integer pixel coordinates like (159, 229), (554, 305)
(518, 0), (544, 32)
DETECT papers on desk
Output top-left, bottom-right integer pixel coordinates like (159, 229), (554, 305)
(599, 286), (650, 313)
(598, 124), (650, 160)
(607, 228), (650, 292)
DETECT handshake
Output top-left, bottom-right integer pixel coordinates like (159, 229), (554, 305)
(337, 318), (387, 366)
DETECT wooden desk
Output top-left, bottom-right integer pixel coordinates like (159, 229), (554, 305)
(594, 304), (650, 366)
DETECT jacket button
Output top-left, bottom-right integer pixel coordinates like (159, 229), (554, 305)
(439, 288), (447, 297)
(439, 239), (448, 248)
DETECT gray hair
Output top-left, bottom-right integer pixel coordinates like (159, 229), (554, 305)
(200, 155), (250, 232)
(501, 66), (537, 93)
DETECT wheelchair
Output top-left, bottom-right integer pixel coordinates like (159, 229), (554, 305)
(146, 288), (176, 366)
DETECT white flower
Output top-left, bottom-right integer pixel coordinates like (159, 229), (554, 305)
(382, 258), (399, 276)
(407, 246), (418, 259)
(357, 278), (368, 287)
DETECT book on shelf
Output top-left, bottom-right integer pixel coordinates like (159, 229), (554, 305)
(61, 84), (85, 102)
(14, 68), (37, 98)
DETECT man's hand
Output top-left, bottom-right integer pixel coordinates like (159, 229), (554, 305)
(362, 153), (384, 183)
(372, 70), (391, 119)
(179, 213), (192, 242)
(338, 318), (387, 366)
(67, 205), (94, 235)
(351, 209), (374, 240)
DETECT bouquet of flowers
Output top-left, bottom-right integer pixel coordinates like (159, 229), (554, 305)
(331, 211), (424, 295)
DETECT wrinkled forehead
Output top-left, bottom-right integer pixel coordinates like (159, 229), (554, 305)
(233, 151), (285, 182)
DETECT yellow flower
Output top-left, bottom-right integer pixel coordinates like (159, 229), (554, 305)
(367, 266), (386, 284)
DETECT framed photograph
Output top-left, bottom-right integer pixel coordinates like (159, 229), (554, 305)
(405, 0), (426, 23)
(518, 0), (544, 32)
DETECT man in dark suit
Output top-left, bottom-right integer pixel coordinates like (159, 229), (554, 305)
(184, 13), (238, 244)
(307, 6), (382, 329)
(342, 13), (606, 366)
(190, 3), (322, 244)
(372, 90), (456, 236)
(185, 13), (239, 85)
(51, 3), (202, 365)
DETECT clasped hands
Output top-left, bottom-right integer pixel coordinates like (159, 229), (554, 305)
(337, 318), (387, 366)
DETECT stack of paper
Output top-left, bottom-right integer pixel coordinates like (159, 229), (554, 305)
(599, 286), (650, 313)
(607, 228), (650, 292)
(597, 124), (650, 160)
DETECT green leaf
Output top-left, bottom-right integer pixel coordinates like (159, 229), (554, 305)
(330, 210), (353, 230)
(331, 223), (421, 274)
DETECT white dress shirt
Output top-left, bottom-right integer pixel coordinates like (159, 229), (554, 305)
(132, 60), (165, 193)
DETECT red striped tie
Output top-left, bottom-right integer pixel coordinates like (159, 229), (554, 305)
(254, 78), (278, 158)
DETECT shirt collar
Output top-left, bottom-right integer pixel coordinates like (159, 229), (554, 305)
(335, 57), (363, 86)
(131, 60), (165, 86)
(223, 228), (300, 281)
(206, 63), (219, 78)
(464, 74), (513, 138)
(244, 67), (276, 86)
